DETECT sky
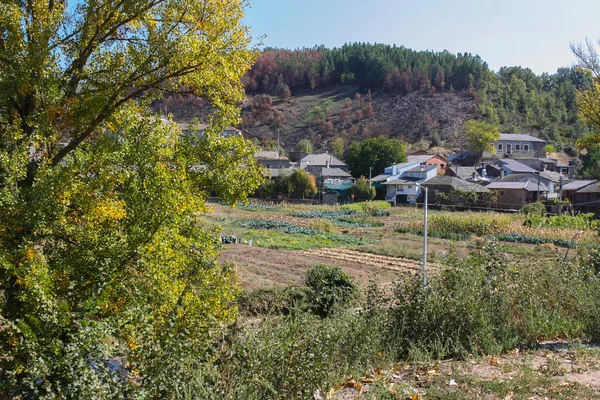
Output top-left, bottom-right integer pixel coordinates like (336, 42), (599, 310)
(244, 0), (600, 75)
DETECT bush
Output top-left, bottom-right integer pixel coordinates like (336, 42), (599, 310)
(238, 286), (311, 316)
(521, 201), (547, 217)
(349, 177), (376, 201)
(388, 242), (588, 360)
(305, 265), (357, 317)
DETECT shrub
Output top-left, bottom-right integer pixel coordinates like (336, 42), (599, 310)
(521, 202), (547, 217)
(305, 265), (357, 317)
(349, 177), (376, 201)
(238, 286), (311, 316)
(388, 242), (587, 360)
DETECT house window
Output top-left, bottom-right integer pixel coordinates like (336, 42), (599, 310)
(500, 191), (504, 196)
(506, 144), (512, 154)
(407, 185), (413, 190)
(497, 143), (503, 151)
(523, 144), (530, 151)
(515, 144), (521, 151)
(441, 164), (445, 168)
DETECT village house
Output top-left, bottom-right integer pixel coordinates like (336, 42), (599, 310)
(561, 180), (597, 204)
(255, 151), (290, 169)
(382, 164), (437, 205)
(572, 182), (600, 215)
(492, 133), (547, 158)
(487, 180), (549, 210)
(406, 153), (449, 175)
(300, 153), (348, 172)
(421, 175), (491, 206)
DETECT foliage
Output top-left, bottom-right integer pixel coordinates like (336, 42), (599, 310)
(388, 242), (588, 360)
(462, 120), (501, 153)
(395, 226), (470, 241)
(341, 200), (391, 212)
(305, 265), (357, 317)
(493, 233), (575, 248)
(241, 229), (369, 250)
(346, 137), (407, 178)
(571, 39), (600, 133)
(238, 286), (311, 316)
(0, 1), (259, 396)
(580, 143), (600, 179)
(287, 169), (318, 199)
(295, 139), (314, 153)
(332, 137), (345, 159)
(521, 201), (547, 217)
(427, 213), (512, 236)
(524, 213), (597, 230)
(349, 177), (376, 201)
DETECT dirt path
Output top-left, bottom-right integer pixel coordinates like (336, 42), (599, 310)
(219, 245), (425, 290)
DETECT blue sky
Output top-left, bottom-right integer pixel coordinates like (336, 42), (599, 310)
(244, 0), (600, 74)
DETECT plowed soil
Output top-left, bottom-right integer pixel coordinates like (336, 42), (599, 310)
(219, 245), (437, 289)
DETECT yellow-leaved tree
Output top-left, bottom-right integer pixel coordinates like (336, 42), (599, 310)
(0, 1), (262, 397)
(571, 39), (600, 147)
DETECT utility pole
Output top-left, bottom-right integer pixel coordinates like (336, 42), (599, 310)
(369, 167), (372, 189)
(536, 172), (541, 202)
(277, 130), (280, 158)
(422, 186), (428, 288)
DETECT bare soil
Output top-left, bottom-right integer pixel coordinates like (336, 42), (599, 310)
(219, 245), (422, 290)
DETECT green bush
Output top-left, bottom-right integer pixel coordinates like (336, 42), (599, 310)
(305, 265), (357, 317)
(521, 201), (547, 217)
(388, 242), (587, 360)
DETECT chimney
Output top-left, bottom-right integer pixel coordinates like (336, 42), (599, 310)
(392, 164), (397, 176)
(472, 172), (477, 180)
(500, 169), (505, 179)
(481, 162), (487, 178)
(326, 160), (330, 168)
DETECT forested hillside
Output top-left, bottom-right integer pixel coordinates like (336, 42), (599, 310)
(156, 43), (595, 154)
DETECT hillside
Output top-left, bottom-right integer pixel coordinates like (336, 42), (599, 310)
(155, 87), (477, 153)
(153, 43), (594, 155)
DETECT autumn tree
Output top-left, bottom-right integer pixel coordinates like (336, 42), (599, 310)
(0, 1), (261, 397)
(287, 169), (317, 199)
(346, 137), (407, 178)
(462, 120), (501, 153)
(571, 39), (600, 148)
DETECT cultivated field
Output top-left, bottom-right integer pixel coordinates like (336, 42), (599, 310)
(206, 201), (596, 289)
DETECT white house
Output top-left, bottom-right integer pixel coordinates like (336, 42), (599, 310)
(371, 162), (437, 205)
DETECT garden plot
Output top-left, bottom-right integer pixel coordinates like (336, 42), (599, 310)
(300, 248), (443, 275)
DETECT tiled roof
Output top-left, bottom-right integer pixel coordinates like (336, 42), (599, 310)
(497, 159), (537, 173)
(562, 180), (597, 191)
(321, 167), (351, 178)
(384, 178), (422, 185)
(488, 180), (549, 192)
(575, 182), (600, 193)
(370, 174), (391, 183)
(301, 153), (346, 167)
(255, 151), (289, 160)
(497, 133), (547, 143)
(422, 175), (490, 193)
(405, 165), (438, 173)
